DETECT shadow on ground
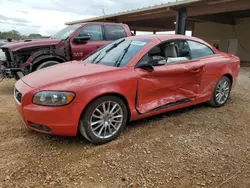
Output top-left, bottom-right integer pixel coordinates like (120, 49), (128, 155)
(30, 103), (210, 146)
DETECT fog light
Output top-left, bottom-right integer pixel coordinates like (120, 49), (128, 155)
(28, 122), (51, 133)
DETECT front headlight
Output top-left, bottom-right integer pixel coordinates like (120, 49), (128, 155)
(33, 91), (75, 106)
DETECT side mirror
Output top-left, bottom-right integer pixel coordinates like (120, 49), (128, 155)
(150, 59), (166, 66)
(73, 33), (90, 43)
(136, 61), (154, 72)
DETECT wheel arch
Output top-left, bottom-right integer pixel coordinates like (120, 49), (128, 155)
(31, 55), (66, 71)
(223, 73), (233, 85)
(79, 92), (131, 124)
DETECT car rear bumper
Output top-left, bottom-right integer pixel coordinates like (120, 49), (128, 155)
(14, 80), (84, 136)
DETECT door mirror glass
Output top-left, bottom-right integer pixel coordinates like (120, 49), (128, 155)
(136, 61), (154, 72)
(73, 33), (90, 43)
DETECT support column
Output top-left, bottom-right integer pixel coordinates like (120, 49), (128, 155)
(175, 8), (187, 35)
(133, 30), (136, 36)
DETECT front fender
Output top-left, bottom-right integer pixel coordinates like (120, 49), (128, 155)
(77, 76), (138, 121)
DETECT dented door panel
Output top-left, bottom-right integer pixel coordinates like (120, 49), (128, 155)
(135, 60), (205, 114)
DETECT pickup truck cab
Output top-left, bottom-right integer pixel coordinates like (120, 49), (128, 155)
(0, 22), (132, 79)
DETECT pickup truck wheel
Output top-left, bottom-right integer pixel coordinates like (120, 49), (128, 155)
(36, 61), (60, 70)
(79, 96), (128, 145)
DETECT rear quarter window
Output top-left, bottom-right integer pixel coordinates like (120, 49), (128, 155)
(104, 25), (127, 41)
(187, 40), (215, 59)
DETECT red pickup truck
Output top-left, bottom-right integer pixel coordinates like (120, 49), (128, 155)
(0, 22), (132, 79)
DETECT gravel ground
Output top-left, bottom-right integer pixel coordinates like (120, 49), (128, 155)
(0, 68), (250, 188)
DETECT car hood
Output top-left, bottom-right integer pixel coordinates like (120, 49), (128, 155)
(21, 61), (119, 88)
(1, 38), (61, 51)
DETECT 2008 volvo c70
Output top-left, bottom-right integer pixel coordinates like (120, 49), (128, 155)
(14, 35), (240, 144)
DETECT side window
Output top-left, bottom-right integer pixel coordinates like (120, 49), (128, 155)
(175, 41), (191, 57)
(138, 40), (192, 66)
(187, 40), (215, 59)
(104, 25), (127, 41)
(78, 25), (103, 41)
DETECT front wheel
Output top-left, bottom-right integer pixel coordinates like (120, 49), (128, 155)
(209, 76), (232, 107)
(36, 61), (60, 70)
(79, 96), (128, 145)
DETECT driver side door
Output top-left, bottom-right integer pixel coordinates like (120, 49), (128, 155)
(135, 40), (205, 114)
(71, 24), (108, 60)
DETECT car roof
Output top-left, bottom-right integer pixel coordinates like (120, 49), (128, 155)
(127, 34), (205, 43)
(127, 34), (216, 51)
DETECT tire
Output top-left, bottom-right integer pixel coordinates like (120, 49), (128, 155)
(209, 76), (232, 107)
(79, 96), (128, 145)
(36, 61), (60, 70)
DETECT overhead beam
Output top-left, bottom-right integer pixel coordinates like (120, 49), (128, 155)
(190, 14), (235, 25)
(129, 26), (169, 32)
(188, 0), (250, 16)
(117, 8), (176, 22)
(126, 19), (175, 29)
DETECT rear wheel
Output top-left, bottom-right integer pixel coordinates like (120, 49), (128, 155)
(36, 60), (60, 70)
(209, 76), (232, 107)
(79, 96), (128, 145)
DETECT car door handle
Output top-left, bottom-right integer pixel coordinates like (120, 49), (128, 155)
(190, 68), (201, 73)
(189, 65), (205, 73)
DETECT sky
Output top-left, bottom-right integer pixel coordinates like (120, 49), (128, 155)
(0, 0), (182, 36)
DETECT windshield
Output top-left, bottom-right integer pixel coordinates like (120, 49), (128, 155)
(53, 24), (81, 40)
(84, 38), (150, 67)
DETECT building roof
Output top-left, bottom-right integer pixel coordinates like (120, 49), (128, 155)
(65, 0), (250, 32)
(65, 0), (201, 25)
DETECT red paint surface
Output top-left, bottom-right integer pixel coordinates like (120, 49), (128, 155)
(15, 35), (240, 136)
(2, 39), (61, 51)
(69, 22), (131, 60)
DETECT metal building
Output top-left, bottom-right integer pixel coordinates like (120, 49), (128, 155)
(66, 0), (250, 66)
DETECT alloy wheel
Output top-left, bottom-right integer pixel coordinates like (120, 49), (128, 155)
(215, 79), (230, 104)
(90, 101), (123, 139)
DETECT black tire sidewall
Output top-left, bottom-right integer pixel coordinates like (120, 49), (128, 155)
(79, 96), (128, 145)
(211, 76), (232, 107)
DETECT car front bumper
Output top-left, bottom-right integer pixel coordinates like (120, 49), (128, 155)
(0, 63), (24, 79)
(14, 79), (84, 136)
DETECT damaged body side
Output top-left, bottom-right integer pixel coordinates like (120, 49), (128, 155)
(0, 40), (71, 79)
(135, 61), (206, 114)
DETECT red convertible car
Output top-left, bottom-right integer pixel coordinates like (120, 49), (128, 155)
(14, 34), (240, 144)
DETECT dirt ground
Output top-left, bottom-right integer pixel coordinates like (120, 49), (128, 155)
(0, 68), (250, 188)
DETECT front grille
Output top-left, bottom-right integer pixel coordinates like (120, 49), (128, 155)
(14, 88), (22, 103)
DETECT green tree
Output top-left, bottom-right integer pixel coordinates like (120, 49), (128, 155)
(0, 30), (24, 40)
(28, 33), (42, 38)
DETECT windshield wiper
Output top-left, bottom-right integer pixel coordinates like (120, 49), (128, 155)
(90, 51), (104, 64)
(115, 40), (132, 67)
(94, 38), (126, 64)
